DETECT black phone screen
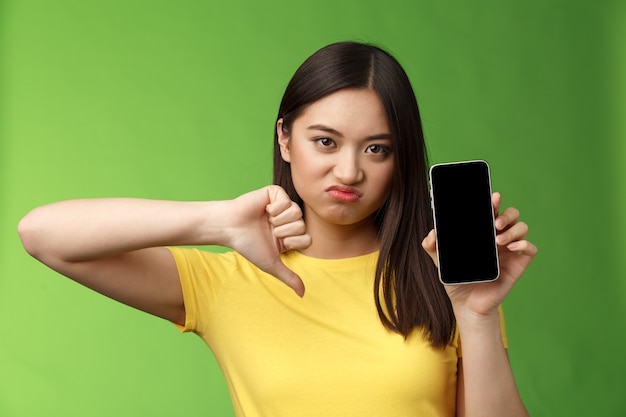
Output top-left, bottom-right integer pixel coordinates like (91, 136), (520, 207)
(429, 160), (499, 284)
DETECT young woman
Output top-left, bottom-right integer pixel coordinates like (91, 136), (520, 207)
(18, 42), (536, 417)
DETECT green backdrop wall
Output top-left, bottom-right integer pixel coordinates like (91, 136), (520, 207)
(1, 1), (624, 416)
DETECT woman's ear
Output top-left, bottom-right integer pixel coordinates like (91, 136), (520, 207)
(276, 118), (291, 163)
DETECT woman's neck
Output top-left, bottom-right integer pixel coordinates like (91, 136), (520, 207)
(298, 215), (380, 259)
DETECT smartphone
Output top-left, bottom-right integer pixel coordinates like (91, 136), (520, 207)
(429, 160), (499, 285)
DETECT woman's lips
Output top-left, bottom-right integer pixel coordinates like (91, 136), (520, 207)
(326, 185), (362, 203)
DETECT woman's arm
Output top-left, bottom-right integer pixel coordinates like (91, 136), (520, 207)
(18, 186), (311, 323)
(422, 192), (536, 417)
(454, 316), (528, 417)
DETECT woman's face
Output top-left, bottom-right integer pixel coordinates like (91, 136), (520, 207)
(277, 88), (395, 231)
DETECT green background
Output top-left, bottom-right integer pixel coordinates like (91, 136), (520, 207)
(1, 0), (624, 416)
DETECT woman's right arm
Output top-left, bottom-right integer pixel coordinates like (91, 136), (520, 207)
(17, 186), (310, 324)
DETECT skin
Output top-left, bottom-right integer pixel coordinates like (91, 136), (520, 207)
(277, 89), (395, 259)
(18, 87), (536, 417)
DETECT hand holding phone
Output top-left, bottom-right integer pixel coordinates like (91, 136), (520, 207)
(429, 160), (499, 285)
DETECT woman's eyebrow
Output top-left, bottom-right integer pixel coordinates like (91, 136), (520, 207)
(307, 124), (392, 140)
(307, 124), (343, 137)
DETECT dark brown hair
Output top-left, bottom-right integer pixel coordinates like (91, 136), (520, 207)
(273, 41), (454, 347)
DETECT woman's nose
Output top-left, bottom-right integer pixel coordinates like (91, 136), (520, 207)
(333, 151), (363, 184)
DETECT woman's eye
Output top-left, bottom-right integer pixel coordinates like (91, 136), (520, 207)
(315, 137), (335, 147)
(366, 144), (391, 154)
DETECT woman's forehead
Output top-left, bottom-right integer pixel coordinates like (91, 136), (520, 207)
(294, 89), (391, 136)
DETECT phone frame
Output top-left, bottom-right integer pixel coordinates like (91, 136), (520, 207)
(429, 160), (500, 285)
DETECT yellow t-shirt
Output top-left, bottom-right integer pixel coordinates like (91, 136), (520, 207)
(168, 247), (506, 417)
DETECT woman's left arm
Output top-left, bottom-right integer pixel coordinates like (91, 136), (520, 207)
(422, 192), (537, 417)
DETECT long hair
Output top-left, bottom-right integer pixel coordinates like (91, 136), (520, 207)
(273, 41), (455, 348)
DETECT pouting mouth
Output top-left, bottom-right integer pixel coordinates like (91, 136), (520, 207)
(326, 185), (363, 197)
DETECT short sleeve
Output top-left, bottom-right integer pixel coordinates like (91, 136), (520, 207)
(166, 247), (239, 336)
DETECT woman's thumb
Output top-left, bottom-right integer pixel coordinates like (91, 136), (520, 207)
(265, 261), (305, 297)
(421, 229), (439, 267)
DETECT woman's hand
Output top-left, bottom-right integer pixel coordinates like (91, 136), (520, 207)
(227, 185), (312, 297)
(421, 192), (537, 317)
